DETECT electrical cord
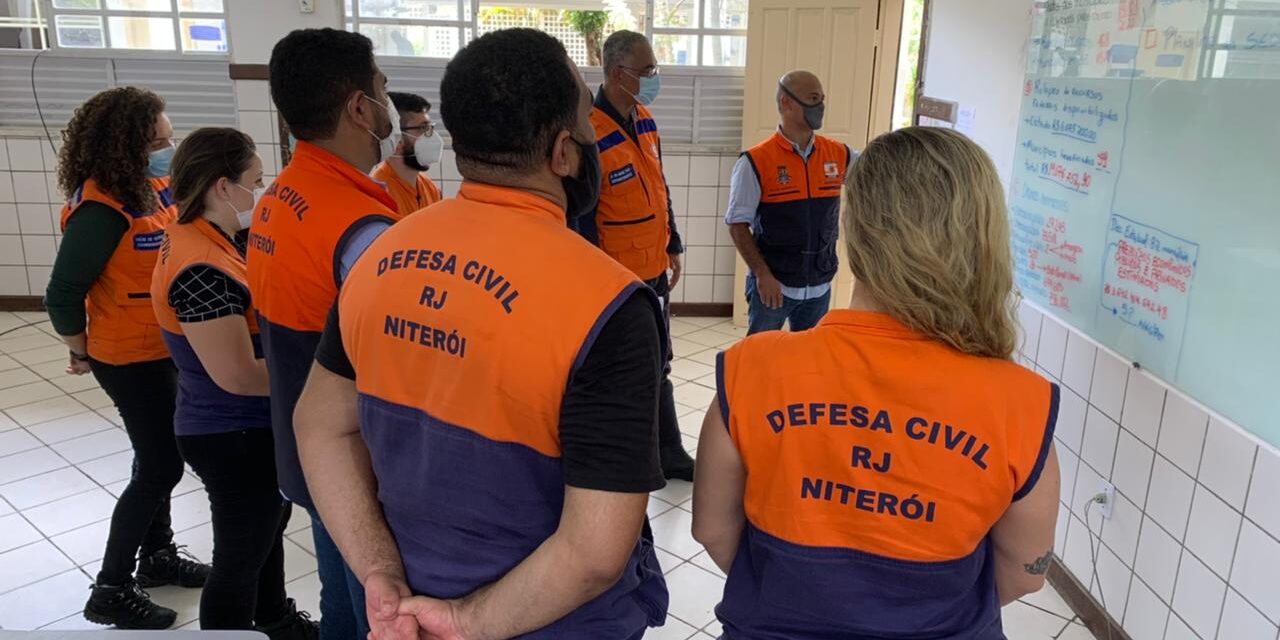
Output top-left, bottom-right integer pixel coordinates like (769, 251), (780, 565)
(31, 49), (59, 157)
(1083, 494), (1115, 640)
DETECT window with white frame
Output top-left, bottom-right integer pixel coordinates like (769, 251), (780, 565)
(0, 0), (228, 53)
(345, 0), (747, 67)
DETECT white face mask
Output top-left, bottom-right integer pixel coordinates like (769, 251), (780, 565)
(364, 94), (401, 163)
(228, 183), (265, 231)
(413, 131), (444, 169)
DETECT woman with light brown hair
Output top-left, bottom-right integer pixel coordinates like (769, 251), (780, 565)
(693, 127), (1061, 639)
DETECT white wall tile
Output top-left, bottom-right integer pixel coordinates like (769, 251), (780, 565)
(1016, 301), (1043, 358)
(1147, 456), (1195, 540)
(1136, 516), (1181, 603)
(17, 204), (52, 235)
(1184, 485), (1241, 579)
(688, 155), (720, 186)
(687, 186), (719, 216)
(1245, 448), (1280, 540)
(44, 173), (59, 203)
(0, 204), (17, 234)
(237, 110), (276, 146)
(1058, 446), (1080, 507)
(26, 266), (51, 295)
(1055, 503), (1071, 552)
(1199, 417), (1258, 511)
(667, 186), (688, 214)
(1090, 349), (1130, 422)
(1125, 578), (1170, 640)
(0, 236), (23, 266)
(6, 140), (44, 172)
(1218, 588), (1279, 640)
(1060, 331), (1096, 397)
(0, 266), (29, 295)
(686, 218), (716, 246)
(441, 180), (460, 198)
(0, 174), (14, 204)
(0, 142), (9, 172)
(1072, 460), (1107, 526)
(47, 204), (62, 235)
(234, 79), (271, 111)
(1172, 550), (1227, 639)
(684, 245), (714, 275)
(11, 173), (48, 204)
(712, 275), (734, 304)
(717, 154), (736, 186)
(662, 153), (689, 187)
(40, 143), (58, 173)
(1157, 393), (1208, 477)
(440, 150), (460, 181)
(1113, 429), (1154, 508)
(1062, 514), (1097, 584)
(668, 277), (684, 304)
(258, 146), (279, 177)
(1092, 544), (1132, 617)
(714, 219), (735, 247)
(716, 185), (733, 218)
(20, 236), (54, 267)
(1230, 521), (1280, 623)
(1036, 316), (1068, 378)
(712, 245), (737, 276)
(1103, 489), (1143, 566)
(1164, 614), (1197, 640)
(682, 274), (712, 303)
(1082, 406), (1119, 478)
(1122, 370), (1167, 448)
(1056, 387), (1088, 455)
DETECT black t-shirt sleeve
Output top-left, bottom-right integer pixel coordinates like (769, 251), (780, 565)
(560, 290), (666, 493)
(314, 302), (355, 380)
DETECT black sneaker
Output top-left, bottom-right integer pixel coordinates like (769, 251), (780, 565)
(256, 599), (319, 640)
(83, 581), (178, 630)
(136, 544), (210, 588)
(661, 446), (696, 482)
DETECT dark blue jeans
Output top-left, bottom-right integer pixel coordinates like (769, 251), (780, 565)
(308, 510), (369, 640)
(745, 274), (832, 335)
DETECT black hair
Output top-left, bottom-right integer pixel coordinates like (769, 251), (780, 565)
(170, 128), (257, 224)
(269, 28), (378, 141)
(388, 91), (431, 120)
(440, 28), (579, 173)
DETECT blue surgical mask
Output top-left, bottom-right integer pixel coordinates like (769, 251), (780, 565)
(146, 146), (175, 178)
(625, 70), (661, 106)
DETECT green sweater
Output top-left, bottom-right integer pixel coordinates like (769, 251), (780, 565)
(45, 202), (130, 336)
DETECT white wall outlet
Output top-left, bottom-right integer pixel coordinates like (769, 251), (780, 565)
(299, 0), (315, 13)
(1097, 481), (1116, 520)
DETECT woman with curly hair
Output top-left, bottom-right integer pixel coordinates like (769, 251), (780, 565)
(45, 86), (209, 630)
(692, 127), (1060, 639)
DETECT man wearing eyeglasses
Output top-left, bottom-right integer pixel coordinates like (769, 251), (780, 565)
(372, 91), (444, 217)
(574, 29), (694, 481)
(724, 70), (853, 335)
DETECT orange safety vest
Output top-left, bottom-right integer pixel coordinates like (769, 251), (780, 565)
(245, 140), (398, 508)
(715, 310), (1058, 639)
(338, 182), (668, 637)
(60, 178), (177, 365)
(589, 103), (671, 281)
(151, 217), (270, 435)
(742, 132), (850, 288)
(372, 162), (442, 218)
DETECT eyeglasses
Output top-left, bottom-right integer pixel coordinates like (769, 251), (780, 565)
(402, 121), (435, 136)
(621, 65), (660, 79)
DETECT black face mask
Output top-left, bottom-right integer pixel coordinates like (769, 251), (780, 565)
(403, 150), (429, 173)
(562, 137), (601, 220)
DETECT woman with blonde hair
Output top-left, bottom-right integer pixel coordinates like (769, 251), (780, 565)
(693, 127), (1060, 639)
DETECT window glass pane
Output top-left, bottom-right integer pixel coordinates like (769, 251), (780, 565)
(701, 34), (744, 65)
(479, 7), (590, 65)
(56, 14), (104, 47)
(358, 22), (459, 57)
(345, 0), (352, 15)
(0, 26), (48, 49)
(653, 32), (695, 65)
(181, 17), (225, 52)
(106, 0), (171, 10)
(653, 0), (695, 29)
(703, 0), (745, 29)
(107, 16), (176, 49)
(179, 0), (224, 12)
(52, 0), (100, 8)
(0, 0), (46, 49)
(358, 0), (459, 20)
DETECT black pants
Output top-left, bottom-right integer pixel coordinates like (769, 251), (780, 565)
(91, 357), (184, 586)
(179, 428), (290, 629)
(646, 274), (682, 453)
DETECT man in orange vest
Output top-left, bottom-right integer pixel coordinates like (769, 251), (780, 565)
(725, 70), (853, 335)
(372, 91), (444, 217)
(294, 28), (669, 640)
(575, 29), (694, 480)
(246, 28), (401, 640)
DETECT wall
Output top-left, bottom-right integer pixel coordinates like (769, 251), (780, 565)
(920, 0), (1035, 184)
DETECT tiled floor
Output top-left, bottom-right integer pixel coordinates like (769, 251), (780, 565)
(0, 312), (1095, 638)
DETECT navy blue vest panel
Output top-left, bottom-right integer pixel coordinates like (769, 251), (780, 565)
(162, 329), (271, 437)
(257, 313), (321, 510)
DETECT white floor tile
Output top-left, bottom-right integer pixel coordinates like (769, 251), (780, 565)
(1056, 622), (1096, 639)
(650, 507), (701, 560)
(0, 466), (95, 510)
(283, 536), (319, 579)
(147, 583), (203, 629)
(670, 358), (714, 383)
(0, 427), (42, 457)
(682, 329), (736, 349)
(677, 411), (704, 438)
(49, 518), (110, 565)
(0, 512), (41, 553)
(8, 396), (92, 427)
(75, 450), (133, 485)
(288, 529), (316, 554)
(10, 345), (70, 367)
(689, 550), (726, 579)
(284, 570), (322, 619)
(0, 568), (90, 629)
(283, 508), (311, 535)
(673, 383), (716, 409)
(652, 479), (694, 507)
(1020, 583), (1075, 619)
(23, 487), (115, 537)
(645, 616), (699, 640)
(169, 488), (212, 532)
(672, 338), (708, 359)
(655, 547), (683, 575)
(0, 446), (68, 485)
(50, 427), (130, 464)
(71, 387), (113, 411)
(0, 366), (41, 390)
(0, 381), (67, 410)
(648, 495), (675, 519)
(1000, 601), (1073, 638)
(663, 563), (725, 630)
(687, 349), (719, 367)
(41, 610), (105, 631)
(0, 539), (75, 593)
(25, 411), (115, 445)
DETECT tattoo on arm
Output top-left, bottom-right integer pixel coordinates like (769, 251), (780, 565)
(1024, 552), (1053, 575)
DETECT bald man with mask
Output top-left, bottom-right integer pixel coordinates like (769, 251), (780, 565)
(724, 71), (854, 335)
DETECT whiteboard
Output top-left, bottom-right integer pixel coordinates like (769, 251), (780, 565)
(1009, 0), (1280, 446)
